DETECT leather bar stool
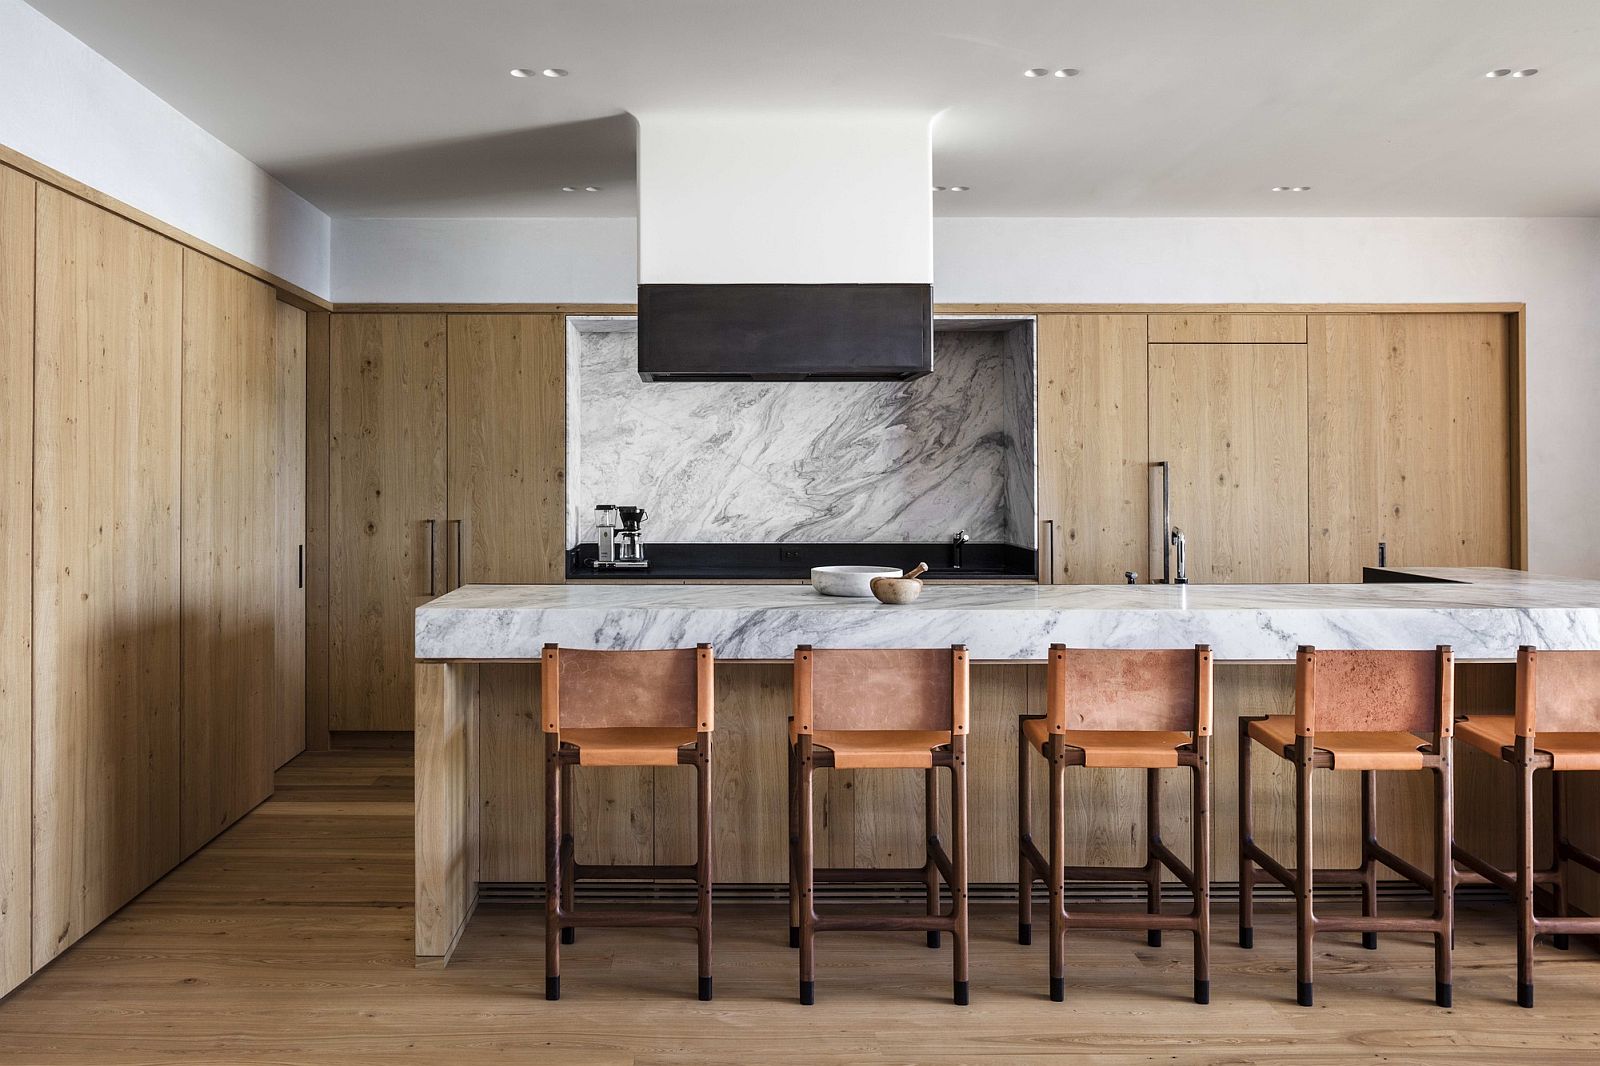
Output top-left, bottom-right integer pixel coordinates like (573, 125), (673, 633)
(1239, 645), (1455, 1007)
(1453, 646), (1600, 1008)
(1017, 644), (1214, 1004)
(788, 645), (971, 1006)
(541, 643), (715, 1001)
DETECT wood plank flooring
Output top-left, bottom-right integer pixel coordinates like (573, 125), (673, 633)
(2, 751), (1599, 1064)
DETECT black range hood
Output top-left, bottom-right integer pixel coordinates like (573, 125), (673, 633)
(637, 282), (932, 382)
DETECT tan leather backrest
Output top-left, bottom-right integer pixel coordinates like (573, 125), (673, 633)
(541, 644), (713, 732)
(1046, 645), (1212, 735)
(794, 646), (968, 734)
(1295, 646), (1452, 737)
(1518, 647), (1600, 735)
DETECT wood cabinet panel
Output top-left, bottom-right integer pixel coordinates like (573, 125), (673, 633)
(1149, 313), (1307, 344)
(32, 187), (183, 966)
(330, 314), (446, 730)
(304, 311), (332, 750)
(275, 301), (308, 766)
(445, 314), (565, 586)
(0, 165), (34, 996)
(180, 249), (279, 856)
(1308, 313), (1514, 581)
(1036, 314), (1149, 583)
(1148, 343), (1310, 583)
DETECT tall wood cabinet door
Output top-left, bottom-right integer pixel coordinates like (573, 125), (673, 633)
(1148, 343), (1310, 583)
(330, 314), (447, 731)
(32, 187), (183, 966)
(275, 302), (308, 766)
(1035, 314), (1149, 583)
(1308, 314), (1514, 581)
(180, 250), (280, 856)
(0, 165), (34, 995)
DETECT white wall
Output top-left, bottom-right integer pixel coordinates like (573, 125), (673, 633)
(0, 0), (330, 297)
(333, 213), (1600, 579)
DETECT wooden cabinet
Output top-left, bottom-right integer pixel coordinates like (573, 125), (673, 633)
(179, 250), (280, 856)
(329, 314), (447, 731)
(1035, 314), (1149, 583)
(1308, 313), (1515, 581)
(1148, 343), (1311, 583)
(275, 302), (308, 766)
(31, 187), (183, 965)
(0, 165), (34, 997)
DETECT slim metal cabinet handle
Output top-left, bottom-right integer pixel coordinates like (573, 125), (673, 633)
(297, 544), (304, 590)
(1040, 518), (1056, 584)
(1153, 460), (1172, 583)
(449, 519), (464, 590)
(425, 518), (438, 596)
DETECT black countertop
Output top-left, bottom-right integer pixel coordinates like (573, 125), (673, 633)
(566, 542), (1037, 581)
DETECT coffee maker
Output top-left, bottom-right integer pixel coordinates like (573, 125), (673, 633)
(592, 503), (649, 569)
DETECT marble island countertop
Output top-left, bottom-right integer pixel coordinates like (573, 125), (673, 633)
(413, 567), (1600, 663)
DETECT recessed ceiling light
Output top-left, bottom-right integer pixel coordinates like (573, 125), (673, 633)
(561, 186), (577, 192)
(1271, 186), (1311, 192)
(932, 185), (946, 192)
(1023, 68), (1049, 78)
(510, 68), (536, 78)
(947, 185), (970, 192)
(1510, 68), (1538, 77)
(584, 186), (601, 192)
(1486, 67), (1538, 78)
(1054, 68), (1081, 78)
(541, 68), (569, 78)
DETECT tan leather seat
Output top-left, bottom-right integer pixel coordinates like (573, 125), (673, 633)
(1022, 717), (1191, 768)
(1246, 715), (1427, 771)
(1458, 715), (1600, 770)
(561, 727), (698, 766)
(811, 729), (951, 769)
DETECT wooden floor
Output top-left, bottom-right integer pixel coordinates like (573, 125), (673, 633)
(2, 751), (1599, 1064)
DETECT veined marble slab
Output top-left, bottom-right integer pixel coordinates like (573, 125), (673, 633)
(414, 567), (1600, 663)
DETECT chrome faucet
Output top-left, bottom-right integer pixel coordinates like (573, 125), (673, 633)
(1171, 527), (1188, 585)
(952, 529), (970, 570)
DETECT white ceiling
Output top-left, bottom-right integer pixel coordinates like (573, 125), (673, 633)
(23, 0), (1600, 219)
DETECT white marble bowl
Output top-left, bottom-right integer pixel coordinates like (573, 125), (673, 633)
(811, 565), (902, 597)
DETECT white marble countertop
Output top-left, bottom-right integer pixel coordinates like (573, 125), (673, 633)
(413, 567), (1600, 662)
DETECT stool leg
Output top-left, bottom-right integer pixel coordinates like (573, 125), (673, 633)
(560, 760), (576, 946)
(1237, 717), (1255, 950)
(1434, 743), (1454, 1009)
(1360, 769), (1378, 950)
(1553, 771), (1571, 951)
(1294, 737), (1314, 1007)
(1146, 766), (1164, 948)
(798, 737), (817, 1006)
(951, 737), (970, 1006)
(1048, 737), (1067, 1002)
(925, 766), (942, 949)
(545, 747), (563, 1001)
(1018, 722), (1034, 946)
(1517, 745), (1536, 1008)
(788, 742), (800, 949)
(1193, 735), (1212, 1005)
(697, 736), (714, 1001)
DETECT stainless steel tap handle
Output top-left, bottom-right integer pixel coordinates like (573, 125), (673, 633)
(1171, 527), (1188, 585)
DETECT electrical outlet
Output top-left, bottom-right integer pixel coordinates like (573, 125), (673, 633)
(779, 548), (802, 561)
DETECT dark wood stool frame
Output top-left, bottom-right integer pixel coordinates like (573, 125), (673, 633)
(542, 643), (716, 1002)
(1017, 644), (1215, 1004)
(1452, 646), (1600, 1008)
(787, 644), (972, 1006)
(1239, 644), (1455, 1008)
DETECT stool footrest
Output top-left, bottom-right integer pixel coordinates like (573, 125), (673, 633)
(1316, 914), (1445, 934)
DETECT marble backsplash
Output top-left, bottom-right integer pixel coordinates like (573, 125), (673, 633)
(567, 324), (1035, 545)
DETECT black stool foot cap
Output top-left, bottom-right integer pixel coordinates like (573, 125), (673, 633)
(1555, 934), (1571, 951)
(789, 926), (799, 949)
(954, 980), (969, 1006)
(1147, 930), (1163, 948)
(1436, 982), (1452, 1008)
(561, 927), (575, 945)
(1296, 981), (1314, 1008)
(1239, 927), (1253, 950)
(800, 980), (815, 1006)
(1049, 976), (1065, 1002)
(1518, 982), (1534, 1009)
(545, 976), (561, 1001)
(1362, 932), (1378, 950)
(698, 976), (713, 1002)
(927, 930), (941, 949)
(1018, 921), (1032, 946)
(1194, 979), (1210, 1005)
